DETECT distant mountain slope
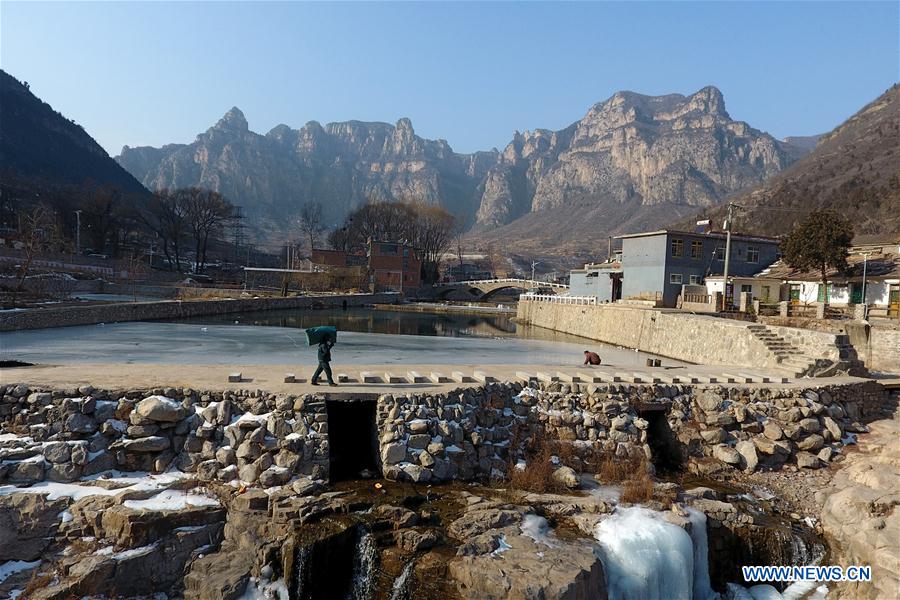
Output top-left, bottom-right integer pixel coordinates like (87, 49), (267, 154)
(0, 70), (148, 195)
(698, 84), (900, 236)
(117, 86), (804, 252)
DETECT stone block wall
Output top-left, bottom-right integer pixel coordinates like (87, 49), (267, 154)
(516, 299), (862, 373)
(1, 380), (888, 490)
(845, 323), (900, 374)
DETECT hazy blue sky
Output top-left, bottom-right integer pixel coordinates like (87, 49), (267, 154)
(2, 1), (897, 155)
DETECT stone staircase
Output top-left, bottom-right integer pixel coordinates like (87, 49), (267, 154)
(747, 324), (817, 376)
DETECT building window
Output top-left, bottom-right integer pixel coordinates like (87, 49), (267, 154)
(671, 239), (684, 258)
(740, 284), (752, 294)
(713, 246), (726, 261)
(689, 275), (701, 285)
(690, 240), (703, 260)
(747, 245), (759, 263)
(670, 273), (683, 284)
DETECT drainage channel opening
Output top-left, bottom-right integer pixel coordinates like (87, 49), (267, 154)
(639, 408), (683, 474)
(326, 399), (379, 481)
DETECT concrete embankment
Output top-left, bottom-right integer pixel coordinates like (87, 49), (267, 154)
(516, 298), (862, 375)
(0, 293), (397, 332)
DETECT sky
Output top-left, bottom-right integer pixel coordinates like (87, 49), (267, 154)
(1, 1), (898, 156)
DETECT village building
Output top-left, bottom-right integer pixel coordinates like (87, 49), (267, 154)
(312, 240), (421, 292)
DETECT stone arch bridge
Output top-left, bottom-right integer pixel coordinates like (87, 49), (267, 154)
(432, 278), (569, 301)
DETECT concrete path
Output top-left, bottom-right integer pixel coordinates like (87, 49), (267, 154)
(1, 362), (878, 395)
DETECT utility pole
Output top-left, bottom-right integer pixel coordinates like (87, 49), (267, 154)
(721, 203), (736, 311)
(74, 210), (82, 257)
(531, 260), (540, 283)
(860, 251), (871, 320)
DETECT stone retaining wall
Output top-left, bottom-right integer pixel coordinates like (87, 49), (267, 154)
(0, 293), (396, 331)
(845, 323), (900, 374)
(516, 299), (857, 372)
(1, 380), (887, 491)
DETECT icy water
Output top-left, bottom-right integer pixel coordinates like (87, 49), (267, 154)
(0, 307), (682, 366)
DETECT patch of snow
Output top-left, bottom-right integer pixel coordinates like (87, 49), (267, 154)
(841, 433), (857, 445)
(514, 459), (526, 471)
(0, 560), (40, 584)
(113, 543), (158, 560)
(520, 514), (556, 547)
(445, 445), (464, 454)
(0, 470), (193, 500)
(490, 535), (511, 557)
(237, 576), (290, 600)
(94, 546), (114, 556)
(0, 434), (33, 443)
(231, 411), (271, 426)
(58, 510), (73, 523)
(122, 489), (219, 512)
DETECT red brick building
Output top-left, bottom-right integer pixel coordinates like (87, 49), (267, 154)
(311, 240), (421, 291)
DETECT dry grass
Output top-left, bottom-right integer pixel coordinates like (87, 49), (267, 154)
(22, 570), (55, 596)
(620, 468), (654, 504)
(507, 433), (570, 494)
(595, 454), (643, 484)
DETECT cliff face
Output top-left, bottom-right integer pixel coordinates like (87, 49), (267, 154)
(117, 86), (802, 250)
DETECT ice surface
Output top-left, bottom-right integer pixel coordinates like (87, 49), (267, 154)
(490, 535), (511, 556)
(237, 576), (290, 600)
(594, 506), (699, 600)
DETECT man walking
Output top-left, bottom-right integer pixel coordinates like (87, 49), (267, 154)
(311, 339), (337, 386)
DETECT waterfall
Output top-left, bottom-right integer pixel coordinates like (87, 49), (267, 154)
(293, 546), (310, 600)
(390, 561), (415, 600)
(349, 531), (378, 600)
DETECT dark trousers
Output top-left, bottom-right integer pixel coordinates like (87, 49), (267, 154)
(312, 360), (334, 384)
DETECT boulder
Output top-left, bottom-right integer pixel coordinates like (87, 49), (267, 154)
(65, 413), (97, 434)
(125, 436), (171, 452)
(552, 466), (580, 489)
(258, 466), (291, 488)
(763, 421), (784, 440)
(735, 440), (759, 473)
(8, 458), (46, 484)
(696, 392), (722, 412)
(395, 528), (440, 552)
(796, 451), (822, 469)
(381, 442), (407, 465)
(798, 418), (821, 434)
(135, 395), (187, 422)
(0, 493), (69, 561)
(700, 428), (727, 444)
(449, 507), (521, 539)
(43, 441), (71, 464)
(797, 434), (825, 452)
(823, 416), (842, 440)
(712, 444), (741, 465)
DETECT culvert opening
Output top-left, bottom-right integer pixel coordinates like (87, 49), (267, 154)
(326, 399), (379, 481)
(639, 408), (683, 474)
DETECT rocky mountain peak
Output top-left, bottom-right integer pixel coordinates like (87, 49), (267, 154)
(214, 107), (249, 132)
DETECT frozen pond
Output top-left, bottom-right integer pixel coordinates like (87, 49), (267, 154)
(0, 308), (681, 367)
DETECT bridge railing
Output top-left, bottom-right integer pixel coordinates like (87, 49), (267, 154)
(520, 294), (597, 305)
(442, 278), (569, 289)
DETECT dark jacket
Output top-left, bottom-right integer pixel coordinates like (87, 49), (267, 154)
(583, 351), (601, 365)
(317, 341), (332, 363)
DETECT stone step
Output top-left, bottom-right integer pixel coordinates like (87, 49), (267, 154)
(406, 371), (428, 384)
(556, 372), (582, 383)
(452, 371), (475, 383)
(283, 374), (307, 384)
(360, 371), (382, 384)
(228, 372), (242, 383)
(535, 371), (559, 383)
(429, 372), (451, 384)
(338, 373), (357, 384)
(473, 370), (496, 383)
(515, 371), (537, 382)
(577, 371), (605, 383)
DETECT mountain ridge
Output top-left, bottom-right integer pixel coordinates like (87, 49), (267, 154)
(115, 86), (809, 253)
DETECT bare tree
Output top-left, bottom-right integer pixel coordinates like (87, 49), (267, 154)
(298, 201), (326, 255)
(179, 188), (234, 273)
(410, 202), (456, 284)
(15, 203), (57, 294)
(141, 190), (189, 272)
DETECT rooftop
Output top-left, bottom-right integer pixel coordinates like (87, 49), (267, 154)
(614, 229), (780, 244)
(754, 246), (900, 282)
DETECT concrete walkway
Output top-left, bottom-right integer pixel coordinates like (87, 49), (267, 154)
(1, 362), (879, 395)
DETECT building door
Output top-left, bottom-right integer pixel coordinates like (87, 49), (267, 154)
(850, 284), (863, 304)
(889, 285), (900, 319)
(789, 284), (801, 303)
(817, 283), (832, 303)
